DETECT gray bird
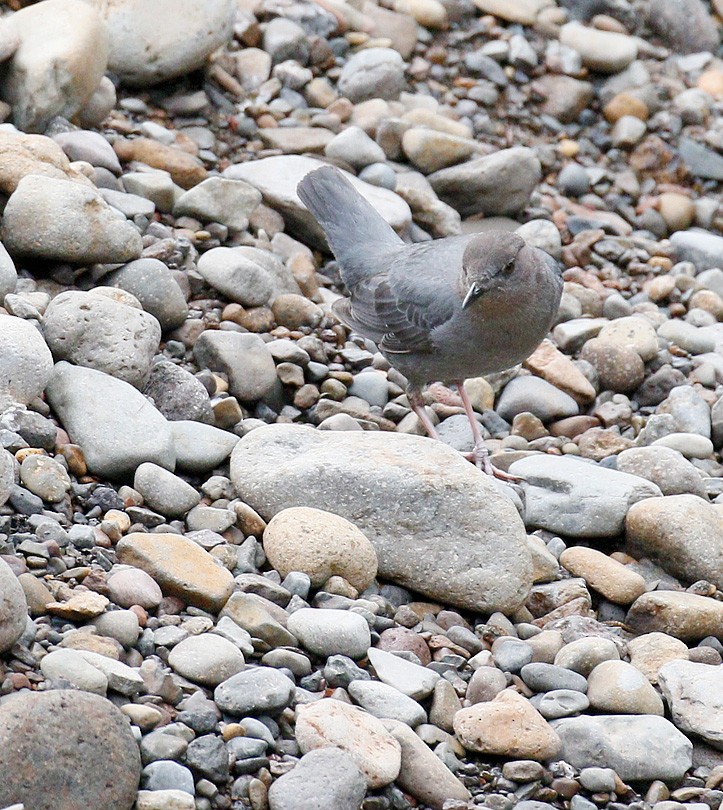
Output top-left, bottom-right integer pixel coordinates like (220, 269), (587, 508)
(297, 165), (563, 475)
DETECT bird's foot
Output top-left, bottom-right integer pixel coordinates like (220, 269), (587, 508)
(462, 444), (524, 482)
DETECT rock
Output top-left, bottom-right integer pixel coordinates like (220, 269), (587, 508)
(42, 291), (160, 388)
(133, 462), (201, 518)
(647, 0), (719, 54)
(287, 608), (371, 659)
(472, 0), (551, 24)
(168, 633), (245, 686)
(268, 748), (367, 810)
(2, 175), (142, 264)
(214, 666), (295, 716)
(271, 294), (323, 330)
(53, 130), (121, 174)
(0, 131), (93, 195)
(0, 450), (14, 509)
(348, 680), (427, 727)
(20, 454), (71, 502)
(552, 714), (692, 782)
(262, 17), (310, 64)
(0, 689), (140, 810)
(103, 259), (189, 332)
(625, 591), (723, 642)
(263, 506), (378, 591)
(627, 632), (689, 684)
(586, 660), (664, 715)
(170, 421), (239, 474)
(0, 0), (108, 132)
(597, 317), (658, 361)
(193, 331), (277, 402)
(393, 0), (447, 28)
(671, 230), (723, 272)
(559, 22), (637, 74)
(295, 699), (402, 788)
(520, 663), (588, 694)
(136, 791), (194, 810)
(616, 447), (706, 498)
(116, 532), (234, 612)
(535, 689), (590, 720)
(496, 376), (580, 423)
(625, 495), (722, 589)
(454, 689), (561, 761)
(224, 155), (412, 251)
(658, 660), (723, 750)
(113, 137), (207, 189)
(0, 240), (17, 299)
(86, 0), (235, 86)
(231, 425), (533, 613)
(221, 592), (297, 649)
(367, 646), (439, 700)
(554, 637), (620, 676)
(429, 147), (541, 217)
(40, 648), (109, 695)
(107, 568), (163, 610)
(0, 556), (27, 653)
(580, 338), (645, 393)
(338, 47), (406, 103)
(384, 719), (471, 809)
(45, 362), (175, 479)
(679, 137), (723, 181)
(173, 177), (261, 230)
(509, 455), (661, 538)
(401, 128), (480, 174)
(143, 361), (213, 424)
(0, 314), (53, 410)
(325, 126), (386, 169)
(537, 75), (594, 124)
(559, 547), (645, 604)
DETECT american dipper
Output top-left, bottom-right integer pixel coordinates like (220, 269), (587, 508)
(297, 165), (563, 475)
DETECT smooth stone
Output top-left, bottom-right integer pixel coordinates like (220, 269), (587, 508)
(367, 647), (439, 700)
(174, 177), (261, 230)
(348, 679), (427, 727)
(287, 608), (371, 659)
(93, 609), (139, 648)
(135, 791), (194, 810)
(626, 591), (723, 642)
(224, 155), (411, 251)
(141, 761), (194, 794)
(40, 648), (109, 695)
(497, 376), (579, 423)
(647, 0), (719, 53)
(295, 698), (402, 788)
(143, 362), (213, 425)
(75, 651), (143, 696)
(325, 125), (386, 170)
(520, 663), (588, 694)
(220, 592), (297, 648)
(0, 689), (140, 810)
(627, 632), (689, 684)
(625, 495), (722, 588)
(215, 666), (294, 716)
(559, 22), (637, 74)
(170, 421), (239, 475)
(652, 433), (714, 459)
(0, 0), (108, 132)
(116, 532), (234, 612)
(554, 637), (620, 676)
(196, 247), (273, 307)
(230, 425), (533, 613)
(106, 567), (163, 610)
(0, 314), (54, 410)
(263, 506), (377, 591)
(491, 637), (534, 673)
(586, 660), (664, 715)
(510, 455), (661, 538)
(45, 362), (175, 479)
(0, 556), (29, 653)
(193, 331), (277, 402)
(466, 665), (508, 704)
(671, 230), (723, 272)
(552, 714), (692, 782)
(429, 147), (541, 217)
(616, 447), (706, 498)
(52, 130), (121, 174)
(133, 463), (201, 518)
(454, 689), (561, 761)
(597, 316), (658, 361)
(338, 47), (405, 103)
(578, 767), (617, 793)
(267, 748), (367, 810)
(535, 689), (590, 720)
(2, 175), (142, 264)
(658, 659), (723, 750)
(0, 240), (17, 299)
(168, 633), (245, 686)
(42, 290), (160, 388)
(559, 547), (646, 604)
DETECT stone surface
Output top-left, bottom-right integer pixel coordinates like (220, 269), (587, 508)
(295, 698), (402, 788)
(0, 314), (54, 410)
(586, 660), (665, 715)
(214, 666), (295, 716)
(143, 361), (213, 424)
(0, 689), (140, 810)
(168, 633), (245, 686)
(559, 22), (637, 74)
(338, 47), (406, 103)
(231, 425), (533, 613)
(559, 547), (646, 604)
(116, 532), (234, 612)
(658, 659), (723, 750)
(174, 177), (262, 231)
(287, 608), (371, 659)
(134, 462), (201, 518)
(0, 556), (27, 653)
(616, 447), (706, 498)
(193, 331), (277, 402)
(625, 591), (723, 642)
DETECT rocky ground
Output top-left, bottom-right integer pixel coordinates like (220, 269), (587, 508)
(0, 0), (721, 809)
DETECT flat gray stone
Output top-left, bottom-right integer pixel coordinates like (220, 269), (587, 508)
(143, 360), (213, 424)
(214, 666), (295, 716)
(170, 421), (239, 474)
(287, 608), (371, 659)
(671, 230), (723, 271)
(193, 331), (277, 402)
(658, 659), (723, 750)
(230, 424), (533, 613)
(337, 47), (405, 103)
(348, 680), (427, 727)
(133, 462), (201, 518)
(496, 376), (579, 423)
(174, 176), (261, 230)
(45, 361), (175, 479)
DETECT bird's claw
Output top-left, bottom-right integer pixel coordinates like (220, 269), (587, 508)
(462, 445), (524, 483)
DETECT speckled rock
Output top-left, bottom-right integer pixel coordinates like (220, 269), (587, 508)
(0, 314), (54, 410)
(658, 659), (723, 750)
(0, 556), (27, 653)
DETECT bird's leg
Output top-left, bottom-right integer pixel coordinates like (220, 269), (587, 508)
(407, 386), (440, 440)
(454, 381), (522, 482)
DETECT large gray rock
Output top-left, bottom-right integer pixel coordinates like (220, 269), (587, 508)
(42, 291), (160, 388)
(0, 556), (27, 653)
(223, 155), (412, 250)
(509, 455), (661, 538)
(616, 446), (706, 498)
(0, 314), (53, 410)
(0, 0), (109, 132)
(658, 660), (723, 750)
(338, 47), (406, 103)
(625, 495), (722, 589)
(429, 147), (541, 217)
(0, 689), (140, 810)
(45, 361), (175, 479)
(103, 258), (189, 331)
(268, 748), (367, 810)
(230, 424), (533, 613)
(83, 0), (235, 86)
(1, 175), (142, 264)
(193, 332), (278, 402)
(552, 714), (692, 782)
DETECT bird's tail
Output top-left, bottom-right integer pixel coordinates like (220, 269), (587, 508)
(297, 166), (401, 284)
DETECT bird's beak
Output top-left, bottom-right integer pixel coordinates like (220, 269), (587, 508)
(462, 284), (481, 309)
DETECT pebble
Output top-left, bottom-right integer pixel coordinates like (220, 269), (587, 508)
(168, 633), (245, 686)
(559, 22), (637, 74)
(586, 659), (665, 715)
(214, 666), (295, 716)
(367, 646), (439, 699)
(348, 680), (426, 726)
(287, 608), (371, 659)
(295, 699), (402, 788)
(626, 591), (723, 641)
(554, 637), (621, 676)
(0, 314), (54, 410)
(658, 659), (723, 750)
(338, 48), (406, 103)
(559, 546), (646, 604)
(496, 376), (580, 423)
(133, 462), (201, 518)
(627, 632), (689, 684)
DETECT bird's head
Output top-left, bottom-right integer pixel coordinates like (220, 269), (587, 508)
(461, 232), (525, 309)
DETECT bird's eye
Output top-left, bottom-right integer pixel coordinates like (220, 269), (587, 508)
(503, 259), (515, 273)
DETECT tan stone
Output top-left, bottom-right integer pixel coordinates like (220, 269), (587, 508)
(586, 659), (664, 715)
(560, 546), (645, 605)
(401, 108), (472, 138)
(393, 0), (447, 29)
(603, 92), (649, 123)
(473, 0), (552, 24)
(597, 316), (659, 361)
(401, 128), (480, 174)
(626, 591), (723, 641)
(454, 689), (561, 761)
(697, 69), (723, 98)
(628, 632), (689, 684)
(17, 572), (53, 616)
(0, 131), (93, 195)
(263, 506), (378, 591)
(463, 377), (495, 411)
(658, 192), (696, 232)
(46, 590), (109, 620)
(116, 532), (234, 612)
(113, 137), (207, 189)
(524, 340), (596, 403)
